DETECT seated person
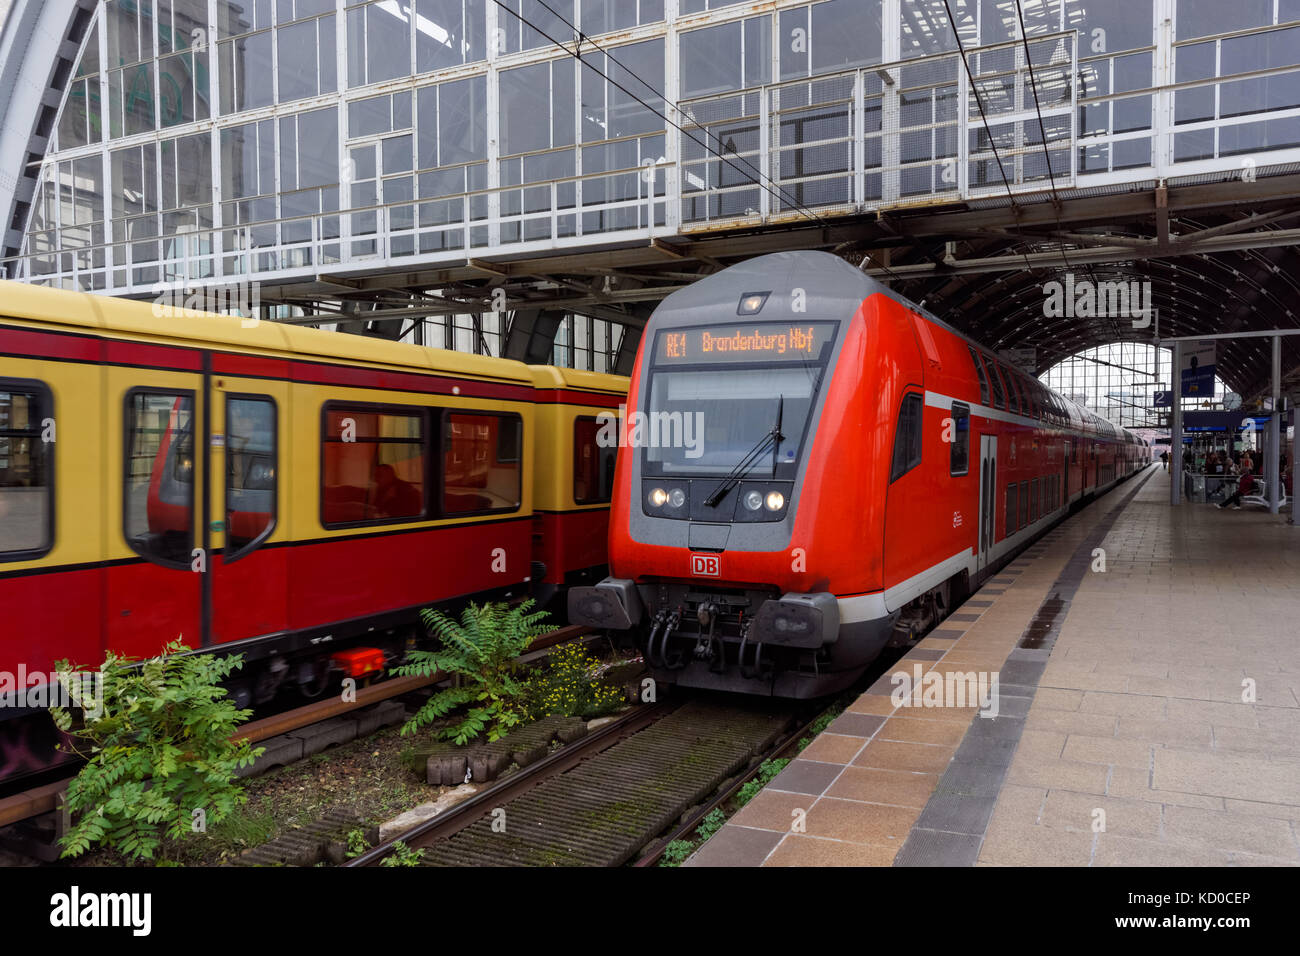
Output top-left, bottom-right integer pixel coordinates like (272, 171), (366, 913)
(371, 463), (422, 518)
(1218, 464), (1254, 510)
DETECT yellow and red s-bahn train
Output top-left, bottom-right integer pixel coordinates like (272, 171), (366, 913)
(0, 280), (624, 782)
(570, 251), (1147, 698)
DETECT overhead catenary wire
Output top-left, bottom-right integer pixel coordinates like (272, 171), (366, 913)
(938, 0), (1127, 361)
(1012, 0), (1120, 343)
(940, 0), (1062, 278)
(490, 0), (828, 229)
(491, 0), (915, 286)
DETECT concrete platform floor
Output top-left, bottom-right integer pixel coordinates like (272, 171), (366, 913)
(686, 465), (1300, 867)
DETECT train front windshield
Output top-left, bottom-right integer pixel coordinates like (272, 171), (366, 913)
(643, 321), (837, 478)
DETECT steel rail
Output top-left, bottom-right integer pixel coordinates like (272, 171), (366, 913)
(344, 700), (673, 867)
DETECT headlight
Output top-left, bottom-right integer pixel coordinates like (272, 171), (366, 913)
(765, 491), (785, 511)
(648, 487), (668, 507)
(744, 490), (763, 511)
(668, 488), (686, 508)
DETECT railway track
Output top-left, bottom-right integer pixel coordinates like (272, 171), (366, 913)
(347, 695), (808, 868)
(0, 624), (590, 854)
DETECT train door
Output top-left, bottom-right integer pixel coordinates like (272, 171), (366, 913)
(109, 367), (206, 658)
(977, 435), (997, 575)
(209, 377), (290, 645)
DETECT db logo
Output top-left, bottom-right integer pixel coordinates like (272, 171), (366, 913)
(690, 553), (720, 577)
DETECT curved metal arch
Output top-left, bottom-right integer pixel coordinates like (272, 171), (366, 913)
(0, 0), (91, 260)
(903, 229), (1300, 394)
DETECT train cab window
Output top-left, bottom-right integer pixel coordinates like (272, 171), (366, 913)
(0, 380), (53, 560)
(442, 411), (523, 516)
(574, 415), (617, 505)
(968, 347), (989, 405)
(949, 402), (970, 476)
(226, 396), (277, 558)
(890, 392), (924, 482)
(322, 404), (426, 527)
(986, 356), (1006, 409)
(124, 390), (195, 567)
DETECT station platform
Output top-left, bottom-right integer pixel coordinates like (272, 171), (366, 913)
(687, 464), (1300, 867)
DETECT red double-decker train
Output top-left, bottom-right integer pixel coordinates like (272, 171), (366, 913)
(570, 251), (1146, 697)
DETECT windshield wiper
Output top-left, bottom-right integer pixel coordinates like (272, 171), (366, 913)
(771, 394), (784, 477)
(704, 396), (784, 508)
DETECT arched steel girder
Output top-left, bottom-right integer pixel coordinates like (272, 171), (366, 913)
(923, 243), (1299, 331)
(895, 230), (1300, 395)
(951, 283), (1298, 396)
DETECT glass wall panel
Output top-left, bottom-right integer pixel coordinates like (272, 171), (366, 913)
(219, 30), (275, 114)
(348, 1), (412, 88)
(415, 0), (486, 73)
(680, 18), (768, 99)
(1176, 0), (1272, 40)
(901, 0), (977, 59)
(580, 0), (664, 35)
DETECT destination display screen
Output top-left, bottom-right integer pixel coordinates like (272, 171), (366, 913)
(654, 322), (837, 365)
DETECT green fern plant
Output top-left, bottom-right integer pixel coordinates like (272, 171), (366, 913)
(380, 840), (424, 866)
(50, 639), (262, 862)
(390, 600), (556, 744)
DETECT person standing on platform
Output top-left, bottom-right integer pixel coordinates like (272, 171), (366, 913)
(1161, 450), (1169, 471)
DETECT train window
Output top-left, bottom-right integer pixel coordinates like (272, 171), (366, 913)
(442, 411), (523, 516)
(986, 357), (1006, 409)
(1003, 367), (1021, 414)
(124, 390), (195, 567)
(968, 347), (989, 405)
(225, 396), (277, 559)
(0, 380), (53, 560)
(1006, 482), (1018, 536)
(1030, 477), (1039, 523)
(321, 404), (426, 527)
(1019, 479), (1029, 528)
(949, 402), (970, 476)
(890, 392), (924, 482)
(574, 415), (617, 505)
